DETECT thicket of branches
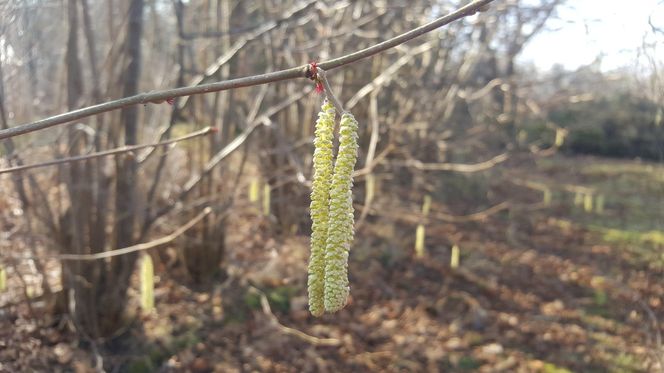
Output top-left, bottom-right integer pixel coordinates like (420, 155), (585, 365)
(0, 0), (660, 344)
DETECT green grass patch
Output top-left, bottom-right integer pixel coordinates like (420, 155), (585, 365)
(543, 362), (574, 373)
(599, 228), (664, 246)
(457, 356), (482, 371)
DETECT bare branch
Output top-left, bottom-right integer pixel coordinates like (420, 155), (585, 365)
(144, 89), (311, 228)
(317, 68), (345, 114)
(7, 207), (212, 261)
(396, 152), (509, 172)
(0, 127), (214, 175)
(358, 200), (510, 224)
(251, 286), (341, 347)
(345, 41), (435, 109)
(177, 0), (318, 109)
(0, 0), (495, 141)
(353, 143), (396, 178)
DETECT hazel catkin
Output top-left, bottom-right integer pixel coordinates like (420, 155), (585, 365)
(307, 100), (335, 317)
(323, 112), (359, 313)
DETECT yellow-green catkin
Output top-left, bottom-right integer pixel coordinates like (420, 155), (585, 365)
(583, 193), (593, 212)
(554, 128), (566, 147)
(415, 224), (426, 258)
(324, 112), (359, 313)
(307, 100), (335, 317)
(249, 178), (260, 203)
(0, 266), (6, 292)
(415, 195), (431, 258)
(140, 254), (154, 312)
(422, 195), (432, 215)
(450, 244), (460, 268)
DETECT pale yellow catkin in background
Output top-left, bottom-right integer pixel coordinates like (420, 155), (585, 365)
(450, 245), (460, 269)
(415, 224), (426, 258)
(583, 193), (593, 212)
(415, 195), (431, 258)
(249, 178), (260, 203)
(422, 194), (432, 215)
(0, 266), (6, 292)
(554, 128), (566, 147)
(140, 255), (154, 312)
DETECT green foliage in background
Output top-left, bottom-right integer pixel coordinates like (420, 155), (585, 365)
(549, 94), (663, 160)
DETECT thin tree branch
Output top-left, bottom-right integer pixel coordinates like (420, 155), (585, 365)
(0, 127), (214, 175)
(176, 0), (317, 40)
(251, 286), (341, 346)
(359, 200), (510, 224)
(144, 89), (310, 228)
(355, 91), (382, 231)
(353, 143), (396, 179)
(0, 0), (494, 141)
(177, 0), (318, 109)
(7, 207), (212, 261)
(345, 41), (435, 109)
(396, 152), (509, 172)
(317, 68), (345, 114)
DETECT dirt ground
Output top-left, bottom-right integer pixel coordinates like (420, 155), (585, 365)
(1, 154), (663, 372)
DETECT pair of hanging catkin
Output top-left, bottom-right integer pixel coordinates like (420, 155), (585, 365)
(308, 100), (359, 316)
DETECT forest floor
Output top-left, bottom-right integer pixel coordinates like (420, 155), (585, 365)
(1, 154), (663, 372)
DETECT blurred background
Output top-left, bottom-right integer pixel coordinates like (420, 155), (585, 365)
(0, 0), (662, 371)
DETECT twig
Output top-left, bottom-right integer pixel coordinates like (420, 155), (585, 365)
(144, 89), (310, 229)
(352, 143), (396, 178)
(431, 201), (510, 223)
(397, 152), (509, 172)
(250, 286), (341, 347)
(345, 41), (435, 109)
(0, 0), (494, 141)
(7, 207), (212, 261)
(356, 92), (382, 230)
(359, 200), (510, 224)
(178, 0), (318, 109)
(458, 78), (504, 101)
(317, 68), (345, 114)
(0, 127), (214, 175)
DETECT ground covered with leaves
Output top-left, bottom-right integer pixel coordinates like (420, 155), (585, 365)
(1, 154), (663, 372)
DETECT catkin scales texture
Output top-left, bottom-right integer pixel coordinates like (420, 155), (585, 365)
(307, 101), (335, 317)
(323, 113), (359, 312)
